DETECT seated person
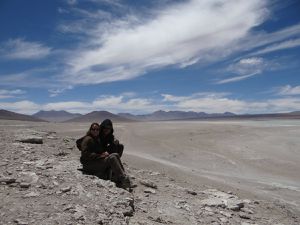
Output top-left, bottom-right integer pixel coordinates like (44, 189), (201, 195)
(79, 122), (131, 189)
(99, 119), (124, 157)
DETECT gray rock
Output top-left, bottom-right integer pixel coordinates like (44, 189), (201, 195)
(14, 219), (29, 225)
(24, 191), (40, 198)
(17, 136), (43, 144)
(139, 179), (157, 189)
(0, 177), (16, 184)
(185, 189), (197, 195)
(200, 198), (226, 208)
(220, 210), (232, 218)
(144, 188), (156, 194)
(225, 199), (244, 211)
(239, 212), (251, 219)
(61, 186), (72, 192)
(20, 182), (31, 188)
(122, 206), (134, 217)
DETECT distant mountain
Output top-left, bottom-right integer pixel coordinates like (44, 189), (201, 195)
(0, 109), (45, 122)
(119, 110), (236, 121)
(33, 110), (82, 122)
(65, 111), (133, 123)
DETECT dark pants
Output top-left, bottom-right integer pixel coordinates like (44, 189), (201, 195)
(82, 153), (125, 181)
(108, 144), (124, 157)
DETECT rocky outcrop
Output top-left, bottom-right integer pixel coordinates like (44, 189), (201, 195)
(0, 126), (299, 225)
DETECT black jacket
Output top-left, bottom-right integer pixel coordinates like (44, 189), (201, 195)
(80, 135), (105, 163)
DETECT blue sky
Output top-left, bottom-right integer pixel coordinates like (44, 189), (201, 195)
(0, 0), (300, 115)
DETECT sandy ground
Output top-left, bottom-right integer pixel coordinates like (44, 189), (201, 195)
(1, 119), (300, 216)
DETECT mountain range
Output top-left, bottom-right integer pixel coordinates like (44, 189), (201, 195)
(1, 109), (300, 122)
(0, 109), (45, 122)
(32, 110), (82, 122)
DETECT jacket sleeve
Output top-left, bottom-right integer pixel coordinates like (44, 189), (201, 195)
(81, 137), (101, 160)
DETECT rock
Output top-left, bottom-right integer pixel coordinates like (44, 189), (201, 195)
(0, 177), (16, 184)
(185, 189), (197, 195)
(220, 210), (232, 218)
(225, 199), (244, 211)
(20, 182), (31, 188)
(241, 208), (254, 214)
(17, 136), (43, 144)
(200, 198), (226, 208)
(219, 217), (228, 223)
(61, 186), (72, 192)
(144, 188), (156, 194)
(139, 179), (157, 189)
(122, 206), (134, 217)
(14, 219), (29, 225)
(24, 191), (40, 198)
(239, 212), (251, 219)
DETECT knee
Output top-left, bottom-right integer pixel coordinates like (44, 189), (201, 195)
(107, 153), (119, 163)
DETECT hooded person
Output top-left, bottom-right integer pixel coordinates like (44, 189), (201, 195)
(99, 119), (124, 157)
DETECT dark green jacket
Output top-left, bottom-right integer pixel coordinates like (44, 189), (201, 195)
(80, 135), (105, 164)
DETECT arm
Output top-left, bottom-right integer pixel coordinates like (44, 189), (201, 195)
(81, 137), (103, 160)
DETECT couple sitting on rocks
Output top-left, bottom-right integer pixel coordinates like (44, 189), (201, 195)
(78, 119), (132, 189)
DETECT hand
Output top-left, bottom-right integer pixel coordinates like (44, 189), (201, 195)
(100, 151), (109, 158)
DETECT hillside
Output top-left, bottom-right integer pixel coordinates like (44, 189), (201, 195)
(0, 109), (45, 122)
(33, 110), (81, 122)
(65, 110), (133, 123)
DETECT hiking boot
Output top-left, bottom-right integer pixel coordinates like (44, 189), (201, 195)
(118, 175), (131, 189)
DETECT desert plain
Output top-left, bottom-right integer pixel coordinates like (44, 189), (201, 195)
(0, 119), (300, 224)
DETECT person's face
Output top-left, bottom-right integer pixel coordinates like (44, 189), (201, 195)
(90, 125), (100, 137)
(103, 128), (111, 136)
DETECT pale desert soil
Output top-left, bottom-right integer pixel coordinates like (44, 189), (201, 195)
(118, 120), (300, 212)
(0, 119), (299, 224)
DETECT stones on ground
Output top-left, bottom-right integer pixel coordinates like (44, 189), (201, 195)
(144, 188), (156, 194)
(16, 136), (43, 144)
(14, 219), (29, 225)
(61, 186), (72, 193)
(0, 177), (16, 184)
(24, 191), (40, 198)
(139, 179), (157, 189)
(19, 182), (31, 188)
(185, 188), (197, 195)
(200, 197), (226, 208)
(225, 199), (244, 211)
(239, 212), (251, 219)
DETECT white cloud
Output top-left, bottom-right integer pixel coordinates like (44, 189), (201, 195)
(228, 57), (264, 74)
(1, 92), (300, 115)
(61, 0), (268, 85)
(216, 57), (277, 84)
(216, 72), (260, 84)
(0, 101), (40, 114)
(249, 38), (300, 56)
(161, 93), (300, 114)
(1, 38), (51, 60)
(48, 86), (73, 97)
(278, 85), (300, 96)
(240, 23), (300, 54)
(0, 89), (26, 99)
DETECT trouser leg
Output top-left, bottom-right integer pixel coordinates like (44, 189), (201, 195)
(82, 160), (109, 179)
(105, 153), (125, 180)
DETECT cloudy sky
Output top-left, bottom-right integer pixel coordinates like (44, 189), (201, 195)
(0, 0), (300, 115)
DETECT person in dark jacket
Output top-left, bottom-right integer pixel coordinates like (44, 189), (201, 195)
(99, 119), (124, 157)
(80, 122), (130, 189)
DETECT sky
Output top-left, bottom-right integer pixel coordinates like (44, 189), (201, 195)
(0, 0), (300, 115)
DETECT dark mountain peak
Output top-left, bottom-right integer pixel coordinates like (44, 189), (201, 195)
(66, 110), (133, 123)
(33, 110), (81, 122)
(0, 109), (45, 122)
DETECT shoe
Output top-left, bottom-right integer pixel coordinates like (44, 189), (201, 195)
(119, 175), (131, 189)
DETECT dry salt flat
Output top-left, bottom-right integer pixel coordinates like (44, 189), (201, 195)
(0, 119), (299, 224)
